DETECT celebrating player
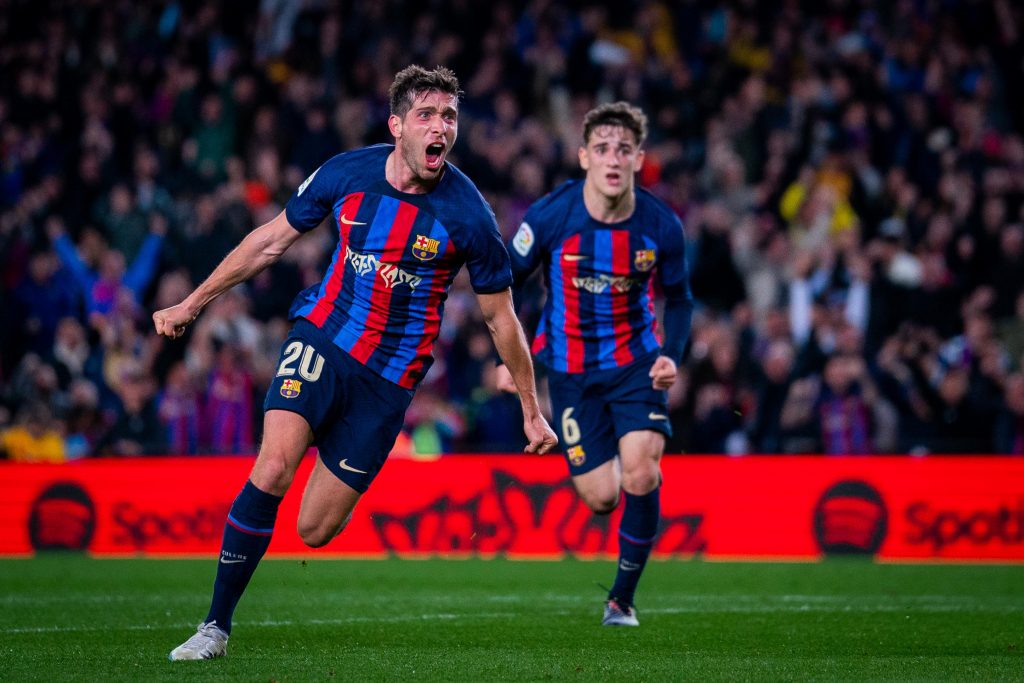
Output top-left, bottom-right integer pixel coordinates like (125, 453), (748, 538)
(156, 65), (557, 660)
(496, 102), (693, 626)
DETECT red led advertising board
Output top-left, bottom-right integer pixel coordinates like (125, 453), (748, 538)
(1, 456), (1022, 560)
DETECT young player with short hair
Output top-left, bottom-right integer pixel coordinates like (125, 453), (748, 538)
(497, 101), (693, 625)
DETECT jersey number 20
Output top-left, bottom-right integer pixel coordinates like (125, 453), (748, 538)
(276, 341), (325, 381)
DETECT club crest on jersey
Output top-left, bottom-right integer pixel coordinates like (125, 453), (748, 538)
(567, 445), (586, 466)
(412, 234), (440, 261)
(280, 379), (302, 399)
(634, 249), (656, 272)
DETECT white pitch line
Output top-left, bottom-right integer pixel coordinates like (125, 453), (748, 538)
(2, 596), (1022, 635)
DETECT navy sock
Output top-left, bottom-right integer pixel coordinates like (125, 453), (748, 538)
(609, 487), (660, 607)
(206, 481), (282, 633)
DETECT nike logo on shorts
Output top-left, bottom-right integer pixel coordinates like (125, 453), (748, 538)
(648, 412), (668, 421)
(339, 459), (368, 474)
(339, 215), (366, 226)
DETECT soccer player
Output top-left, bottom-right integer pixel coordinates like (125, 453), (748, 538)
(155, 65), (557, 660)
(495, 102), (693, 626)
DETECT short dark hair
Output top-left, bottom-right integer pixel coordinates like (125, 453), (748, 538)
(582, 101), (648, 147)
(388, 65), (462, 117)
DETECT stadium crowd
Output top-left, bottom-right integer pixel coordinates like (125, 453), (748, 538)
(2, 0), (1023, 461)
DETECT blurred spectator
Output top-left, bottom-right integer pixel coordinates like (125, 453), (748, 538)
(98, 365), (166, 456)
(202, 340), (255, 455)
(49, 220), (164, 319)
(748, 340), (796, 453)
(64, 379), (109, 459)
(157, 361), (202, 455)
(995, 374), (1024, 454)
(12, 248), (79, 356)
(1, 402), (65, 463)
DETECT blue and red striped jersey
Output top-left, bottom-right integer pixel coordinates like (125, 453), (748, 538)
(285, 145), (511, 389)
(509, 180), (691, 373)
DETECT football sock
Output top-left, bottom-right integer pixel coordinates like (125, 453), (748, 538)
(609, 487), (660, 607)
(206, 480), (282, 633)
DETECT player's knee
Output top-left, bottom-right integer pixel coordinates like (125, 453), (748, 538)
(297, 520), (332, 548)
(622, 467), (660, 496)
(583, 492), (620, 515)
(297, 512), (351, 548)
(250, 454), (294, 494)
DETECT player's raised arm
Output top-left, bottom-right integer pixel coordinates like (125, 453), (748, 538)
(476, 288), (558, 454)
(152, 210), (302, 339)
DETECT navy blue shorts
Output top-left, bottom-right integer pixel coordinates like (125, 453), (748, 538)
(546, 352), (671, 477)
(263, 319), (413, 493)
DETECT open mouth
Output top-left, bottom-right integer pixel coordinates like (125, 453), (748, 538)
(606, 172), (621, 184)
(425, 142), (446, 170)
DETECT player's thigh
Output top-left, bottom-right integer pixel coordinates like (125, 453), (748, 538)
(259, 323), (339, 493)
(312, 352), (413, 494)
(605, 359), (670, 495)
(618, 429), (665, 495)
(249, 410), (315, 496)
(606, 357), (673, 443)
(570, 458), (621, 514)
(296, 456), (362, 547)
(548, 370), (619, 479)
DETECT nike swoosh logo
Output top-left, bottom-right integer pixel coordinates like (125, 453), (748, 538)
(219, 558), (245, 564)
(648, 412), (668, 421)
(340, 215), (366, 226)
(339, 459), (368, 474)
(562, 254), (588, 261)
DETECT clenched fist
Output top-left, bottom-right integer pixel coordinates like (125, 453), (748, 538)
(153, 303), (198, 339)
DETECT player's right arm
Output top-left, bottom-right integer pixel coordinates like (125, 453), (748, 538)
(153, 210), (301, 339)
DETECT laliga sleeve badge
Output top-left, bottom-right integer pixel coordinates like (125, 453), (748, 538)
(296, 167), (319, 196)
(512, 222), (534, 257)
(280, 379), (302, 398)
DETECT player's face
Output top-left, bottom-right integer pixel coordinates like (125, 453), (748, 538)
(389, 90), (459, 184)
(578, 125), (645, 200)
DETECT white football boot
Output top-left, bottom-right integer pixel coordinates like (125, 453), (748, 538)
(602, 598), (640, 626)
(168, 621), (229, 660)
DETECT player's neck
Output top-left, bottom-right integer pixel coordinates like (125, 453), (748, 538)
(386, 150), (441, 194)
(582, 179), (635, 223)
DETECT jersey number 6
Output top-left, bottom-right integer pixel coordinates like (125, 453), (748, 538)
(561, 407), (581, 446)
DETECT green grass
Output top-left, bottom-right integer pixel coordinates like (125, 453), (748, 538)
(1, 557), (1022, 681)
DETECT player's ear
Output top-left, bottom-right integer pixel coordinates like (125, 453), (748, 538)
(634, 148), (645, 172)
(578, 146), (589, 171)
(388, 114), (403, 139)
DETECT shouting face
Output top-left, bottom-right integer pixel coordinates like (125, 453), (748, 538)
(389, 90), (458, 192)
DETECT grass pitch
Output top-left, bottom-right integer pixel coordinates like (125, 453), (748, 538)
(1, 556), (1022, 681)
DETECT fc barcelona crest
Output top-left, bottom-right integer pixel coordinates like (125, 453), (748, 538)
(567, 445), (586, 466)
(412, 234), (440, 261)
(280, 379), (302, 399)
(634, 249), (656, 272)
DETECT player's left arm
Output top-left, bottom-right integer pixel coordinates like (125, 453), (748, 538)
(476, 289), (558, 454)
(650, 215), (694, 390)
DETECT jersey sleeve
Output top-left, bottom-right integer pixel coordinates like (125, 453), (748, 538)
(507, 203), (545, 286)
(657, 212), (690, 294)
(284, 155), (346, 233)
(462, 202), (513, 294)
(658, 212), (694, 363)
